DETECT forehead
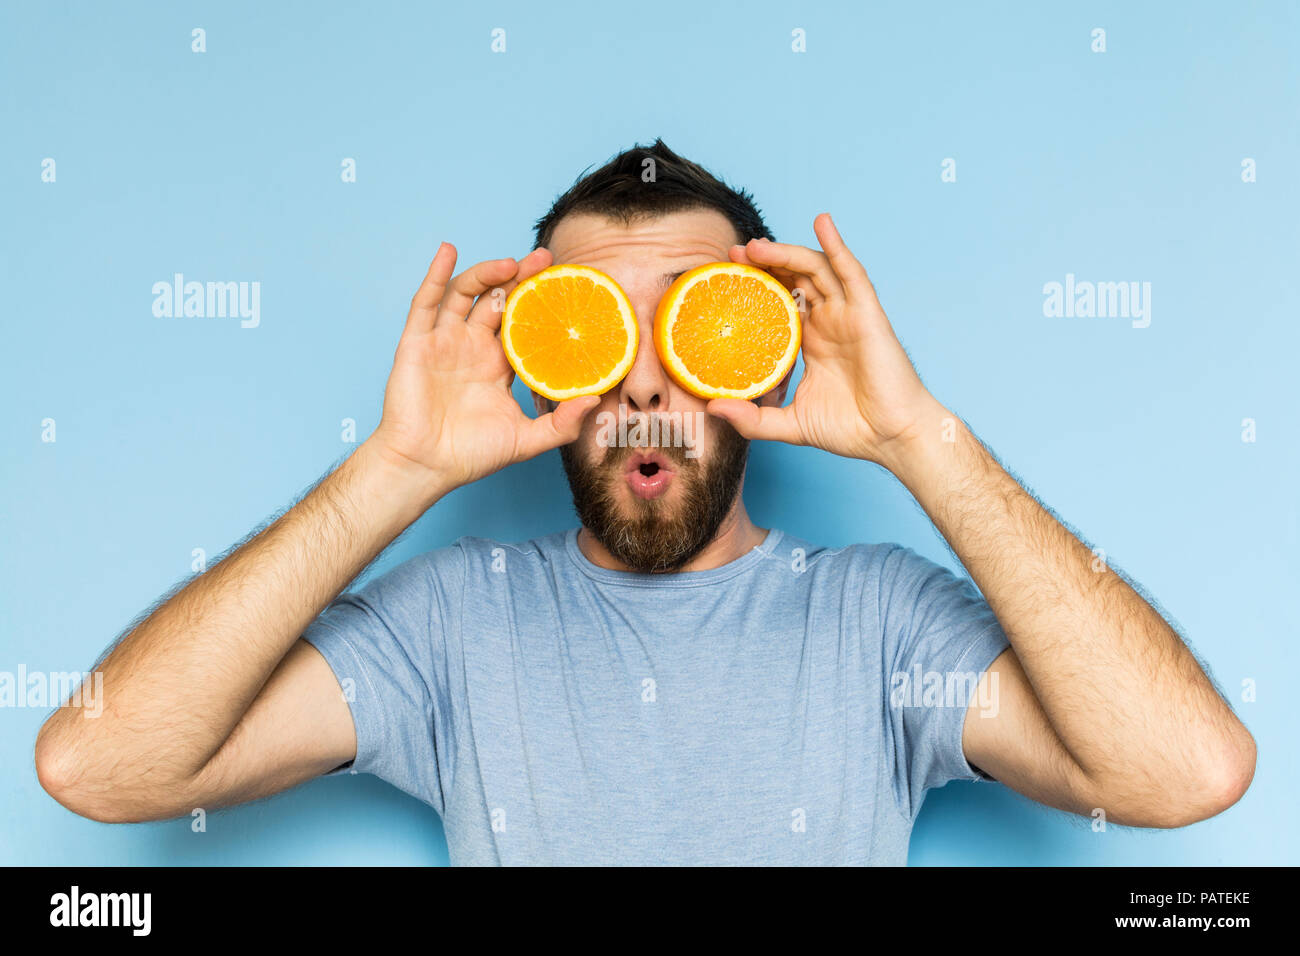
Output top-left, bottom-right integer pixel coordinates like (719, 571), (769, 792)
(545, 208), (741, 298)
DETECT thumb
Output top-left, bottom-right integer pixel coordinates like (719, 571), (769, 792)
(707, 399), (802, 444)
(516, 395), (601, 460)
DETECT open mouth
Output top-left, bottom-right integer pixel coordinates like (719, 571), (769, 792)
(623, 451), (675, 500)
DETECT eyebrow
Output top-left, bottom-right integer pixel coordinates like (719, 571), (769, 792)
(659, 270), (686, 290)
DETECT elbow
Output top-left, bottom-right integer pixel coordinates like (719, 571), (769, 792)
(1199, 725), (1257, 819)
(34, 728), (86, 818)
(1146, 725), (1258, 829)
(34, 725), (147, 825)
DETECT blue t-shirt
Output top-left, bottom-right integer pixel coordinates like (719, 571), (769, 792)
(302, 528), (1009, 865)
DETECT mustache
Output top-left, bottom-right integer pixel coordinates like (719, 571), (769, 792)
(601, 443), (694, 469)
(596, 415), (700, 469)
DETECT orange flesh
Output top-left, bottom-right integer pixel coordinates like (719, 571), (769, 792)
(509, 277), (629, 391)
(670, 274), (793, 390)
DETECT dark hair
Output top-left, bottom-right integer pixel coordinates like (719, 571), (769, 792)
(533, 139), (774, 250)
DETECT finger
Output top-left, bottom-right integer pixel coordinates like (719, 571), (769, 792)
(727, 245), (821, 315)
(727, 243), (800, 282)
(515, 395), (602, 461)
(435, 257), (521, 328)
(706, 399), (803, 445)
(813, 213), (874, 298)
(403, 243), (457, 336)
(467, 247), (553, 331)
(741, 237), (843, 303)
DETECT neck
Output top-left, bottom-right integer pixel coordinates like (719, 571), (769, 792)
(577, 497), (768, 573)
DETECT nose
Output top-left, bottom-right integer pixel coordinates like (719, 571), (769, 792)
(617, 313), (672, 413)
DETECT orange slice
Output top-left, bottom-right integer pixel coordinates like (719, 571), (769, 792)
(501, 264), (639, 401)
(653, 263), (801, 400)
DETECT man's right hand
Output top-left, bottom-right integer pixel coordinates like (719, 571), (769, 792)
(35, 243), (604, 824)
(366, 244), (601, 499)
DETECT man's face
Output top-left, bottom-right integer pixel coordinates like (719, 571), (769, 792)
(538, 208), (765, 573)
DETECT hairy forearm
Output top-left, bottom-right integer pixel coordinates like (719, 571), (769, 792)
(35, 438), (446, 805)
(882, 401), (1255, 810)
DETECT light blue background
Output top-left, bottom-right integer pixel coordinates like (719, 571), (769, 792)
(3, 1), (1296, 865)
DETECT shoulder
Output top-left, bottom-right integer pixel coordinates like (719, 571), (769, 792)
(768, 535), (974, 612)
(396, 530), (574, 585)
(447, 529), (570, 565)
(755, 533), (950, 612)
(344, 531), (571, 617)
(765, 532), (914, 581)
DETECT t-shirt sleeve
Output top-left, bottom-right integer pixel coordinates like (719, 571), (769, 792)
(300, 547), (460, 816)
(875, 544), (1010, 818)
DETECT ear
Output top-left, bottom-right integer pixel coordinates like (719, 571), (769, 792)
(756, 364), (795, 408)
(532, 391), (556, 416)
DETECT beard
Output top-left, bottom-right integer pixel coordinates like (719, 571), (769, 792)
(559, 417), (750, 574)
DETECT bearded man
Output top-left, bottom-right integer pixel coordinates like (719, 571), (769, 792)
(34, 140), (1255, 866)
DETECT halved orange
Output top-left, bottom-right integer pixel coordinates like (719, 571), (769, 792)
(501, 264), (638, 401)
(653, 263), (801, 400)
